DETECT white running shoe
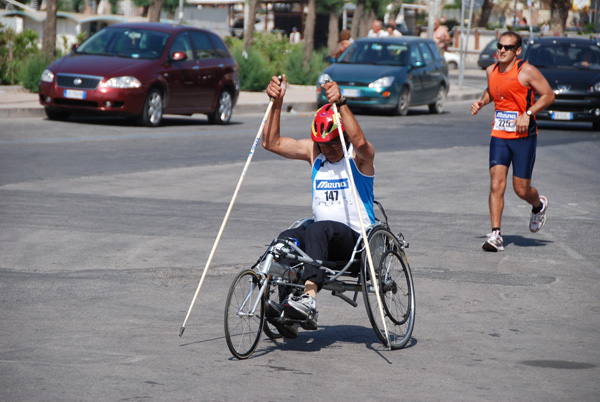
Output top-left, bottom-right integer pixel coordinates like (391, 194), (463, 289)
(529, 195), (549, 233)
(482, 231), (504, 252)
(283, 294), (318, 330)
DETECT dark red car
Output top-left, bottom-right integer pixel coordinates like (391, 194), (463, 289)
(39, 22), (239, 126)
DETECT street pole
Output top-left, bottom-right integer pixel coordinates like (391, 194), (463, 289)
(458, 0), (466, 88)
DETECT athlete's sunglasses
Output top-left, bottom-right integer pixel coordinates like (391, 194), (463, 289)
(497, 43), (518, 51)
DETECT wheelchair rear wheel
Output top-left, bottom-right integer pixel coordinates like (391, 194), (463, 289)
(361, 227), (415, 350)
(224, 269), (265, 359)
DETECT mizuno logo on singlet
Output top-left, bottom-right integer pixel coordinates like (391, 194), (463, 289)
(316, 179), (349, 190)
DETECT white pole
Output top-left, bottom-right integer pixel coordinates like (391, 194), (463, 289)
(458, 0), (467, 88)
(330, 102), (391, 349)
(179, 99), (275, 337)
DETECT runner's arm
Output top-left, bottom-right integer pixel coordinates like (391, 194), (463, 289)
(262, 74), (314, 163)
(471, 66), (493, 115)
(513, 64), (555, 132)
(322, 81), (375, 176)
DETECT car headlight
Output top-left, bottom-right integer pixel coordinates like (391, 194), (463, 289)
(318, 74), (332, 87)
(593, 82), (600, 92)
(369, 76), (395, 91)
(102, 76), (142, 89)
(41, 69), (54, 83)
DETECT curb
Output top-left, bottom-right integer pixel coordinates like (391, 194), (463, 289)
(0, 90), (480, 119)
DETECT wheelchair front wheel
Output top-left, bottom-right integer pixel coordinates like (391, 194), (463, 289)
(263, 277), (284, 340)
(224, 269), (265, 359)
(361, 227), (415, 350)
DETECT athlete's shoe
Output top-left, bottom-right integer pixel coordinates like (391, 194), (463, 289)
(482, 231), (504, 252)
(283, 294), (318, 330)
(265, 299), (283, 319)
(529, 195), (549, 233)
(265, 300), (299, 339)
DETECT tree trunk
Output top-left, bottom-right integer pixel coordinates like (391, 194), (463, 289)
(360, 9), (375, 38)
(148, 0), (162, 22)
(243, 0), (259, 50)
(388, 0), (402, 23)
(42, 0), (58, 58)
(477, 0), (494, 28)
(328, 9), (339, 54)
(550, 0), (571, 35)
(303, 0), (316, 69)
(351, 0), (365, 39)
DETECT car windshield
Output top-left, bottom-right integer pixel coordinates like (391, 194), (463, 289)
(527, 42), (600, 70)
(76, 27), (170, 60)
(337, 42), (409, 66)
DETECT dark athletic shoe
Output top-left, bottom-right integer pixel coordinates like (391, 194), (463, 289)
(284, 294), (318, 330)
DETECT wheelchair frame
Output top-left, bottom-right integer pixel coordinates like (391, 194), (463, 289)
(224, 202), (416, 359)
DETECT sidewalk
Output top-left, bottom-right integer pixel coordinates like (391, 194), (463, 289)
(0, 69), (484, 118)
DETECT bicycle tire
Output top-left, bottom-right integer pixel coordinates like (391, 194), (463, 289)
(263, 277), (284, 339)
(361, 227), (416, 350)
(224, 269), (265, 359)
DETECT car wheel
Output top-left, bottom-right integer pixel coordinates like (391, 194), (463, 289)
(448, 61), (457, 69)
(138, 88), (163, 127)
(396, 87), (410, 116)
(428, 85), (446, 114)
(208, 90), (233, 125)
(45, 108), (70, 121)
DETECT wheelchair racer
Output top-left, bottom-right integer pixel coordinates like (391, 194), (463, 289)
(262, 75), (375, 338)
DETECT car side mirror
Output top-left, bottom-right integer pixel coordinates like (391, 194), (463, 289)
(325, 56), (336, 64)
(411, 61), (425, 69)
(71, 43), (79, 52)
(171, 51), (188, 62)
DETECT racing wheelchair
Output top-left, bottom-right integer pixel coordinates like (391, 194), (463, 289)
(224, 201), (415, 359)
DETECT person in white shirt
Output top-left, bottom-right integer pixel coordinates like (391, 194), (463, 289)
(289, 27), (301, 44)
(367, 20), (387, 37)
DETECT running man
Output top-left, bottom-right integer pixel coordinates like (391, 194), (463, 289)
(471, 32), (555, 252)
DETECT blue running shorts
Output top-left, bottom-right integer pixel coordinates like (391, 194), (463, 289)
(489, 135), (537, 179)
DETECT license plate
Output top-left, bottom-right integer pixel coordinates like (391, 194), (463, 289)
(342, 88), (360, 98)
(551, 111), (573, 120)
(64, 89), (86, 99)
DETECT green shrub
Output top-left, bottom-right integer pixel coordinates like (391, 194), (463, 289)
(283, 45), (328, 86)
(230, 40), (274, 91)
(18, 54), (54, 93)
(225, 32), (328, 90)
(0, 25), (41, 85)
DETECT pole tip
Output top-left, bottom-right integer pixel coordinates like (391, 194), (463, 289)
(179, 326), (185, 337)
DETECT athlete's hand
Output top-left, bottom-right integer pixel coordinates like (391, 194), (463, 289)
(471, 100), (485, 115)
(266, 75), (286, 102)
(321, 80), (342, 104)
(514, 113), (530, 133)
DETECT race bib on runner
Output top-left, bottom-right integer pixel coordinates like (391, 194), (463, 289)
(494, 110), (518, 132)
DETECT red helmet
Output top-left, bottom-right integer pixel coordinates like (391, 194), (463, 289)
(311, 103), (344, 142)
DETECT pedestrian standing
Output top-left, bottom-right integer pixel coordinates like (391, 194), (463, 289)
(289, 27), (301, 44)
(470, 31), (555, 252)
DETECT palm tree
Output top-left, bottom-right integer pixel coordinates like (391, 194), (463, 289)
(303, 0), (316, 68)
(148, 0), (162, 22)
(42, 0), (58, 58)
(550, 0), (572, 34)
(243, 0), (259, 50)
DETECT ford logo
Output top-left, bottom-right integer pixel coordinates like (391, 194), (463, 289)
(73, 78), (82, 85)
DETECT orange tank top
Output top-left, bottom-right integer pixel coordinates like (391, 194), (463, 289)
(488, 60), (537, 139)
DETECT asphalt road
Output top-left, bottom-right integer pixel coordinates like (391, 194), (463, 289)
(1, 101), (599, 401)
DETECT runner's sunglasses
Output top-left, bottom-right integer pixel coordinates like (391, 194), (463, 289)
(497, 43), (518, 51)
